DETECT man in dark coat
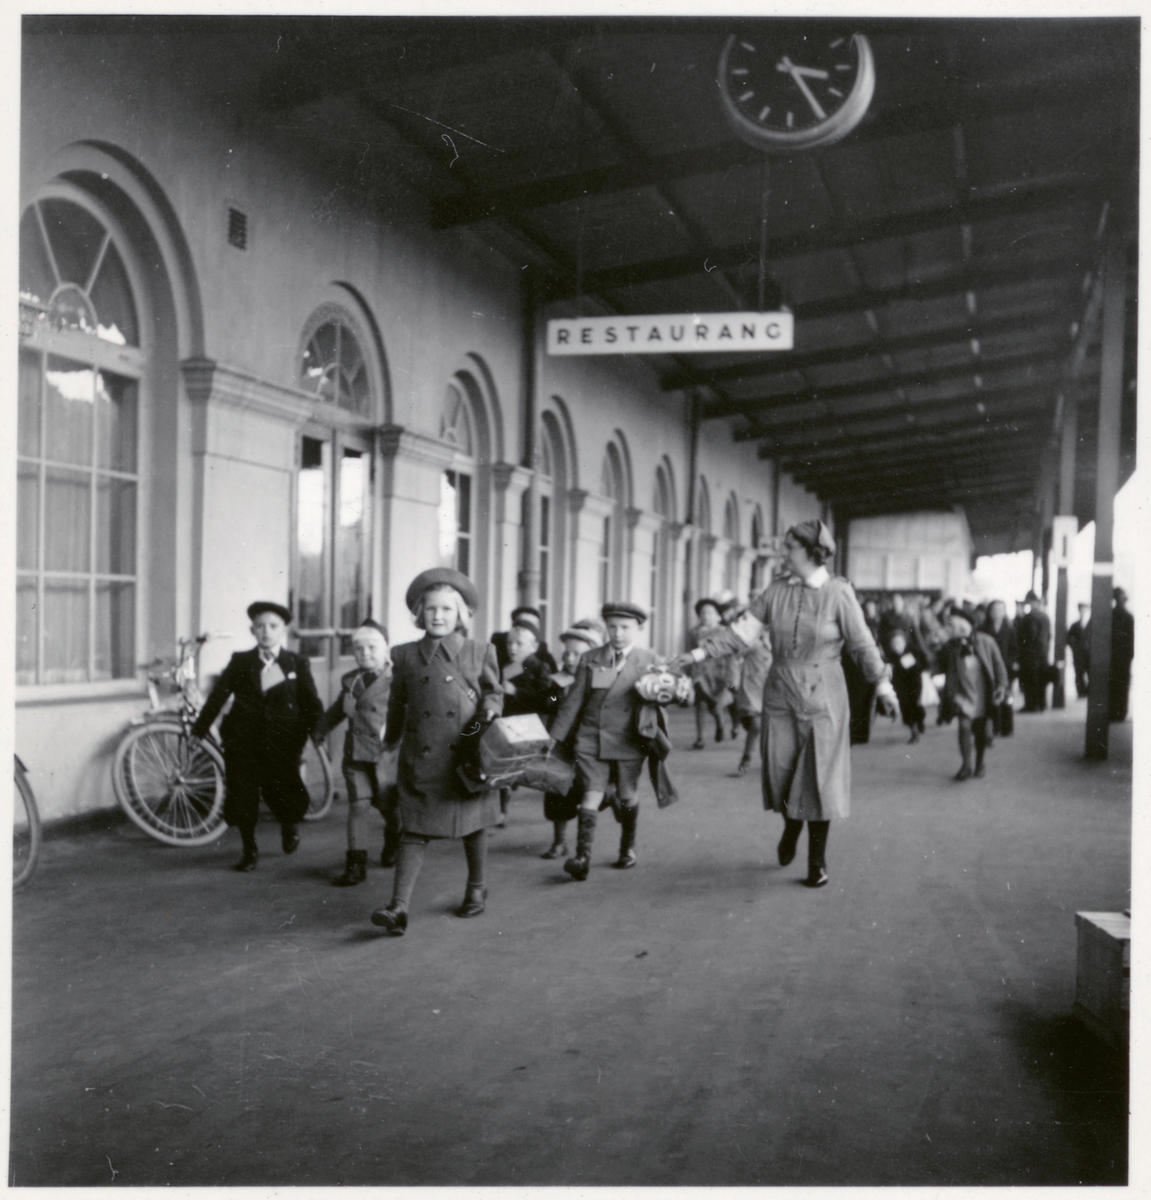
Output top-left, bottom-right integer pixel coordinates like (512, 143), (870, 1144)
(1109, 588), (1134, 722)
(193, 601), (324, 871)
(1015, 591), (1052, 712)
(1066, 603), (1091, 699)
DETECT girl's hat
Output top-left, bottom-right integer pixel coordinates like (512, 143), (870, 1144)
(406, 568), (479, 613)
(247, 601), (291, 624)
(559, 626), (598, 649)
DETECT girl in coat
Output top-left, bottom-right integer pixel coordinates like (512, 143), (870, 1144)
(675, 521), (896, 888)
(688, 599), (735, 747)
(369, 569), (502, 936)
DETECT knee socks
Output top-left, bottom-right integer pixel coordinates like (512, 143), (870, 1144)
(391, 834), (429, 909)
(347, 798), (370, 851)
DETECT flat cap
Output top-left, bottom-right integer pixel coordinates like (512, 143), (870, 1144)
(601, 600), (648, 624)
(247, 601), (292, 624)
(405, 568), (480, 613)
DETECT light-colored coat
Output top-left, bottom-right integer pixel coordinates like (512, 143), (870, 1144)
(701, 576), (889, 821)
(549, 643), (661, 761)
(385, 632), (503, 838)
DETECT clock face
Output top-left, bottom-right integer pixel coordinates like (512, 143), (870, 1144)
(718, 32), (875, 152)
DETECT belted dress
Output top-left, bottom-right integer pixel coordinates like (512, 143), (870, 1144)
(385, 631), (503, 838)
(698, 574), (889, 821)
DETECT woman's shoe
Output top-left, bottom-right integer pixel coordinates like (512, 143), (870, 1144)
(457, 884), (487, 917)
(777, 822), (801, 867)
(736, 758), (750, 774)
(370, 904), (408, 935)
(954, 766), (973, 781)
(541, 841), (568, 860)
(973, 762), (986, 778)
(803, 867), (829, 888)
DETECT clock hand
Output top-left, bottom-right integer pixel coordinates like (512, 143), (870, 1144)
(776, 56), (827, 121)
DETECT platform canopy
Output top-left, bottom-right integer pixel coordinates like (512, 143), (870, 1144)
(93, 13), (1139, 555)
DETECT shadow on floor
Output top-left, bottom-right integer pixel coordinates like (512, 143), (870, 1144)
(1003, 1004), (1128, 1184)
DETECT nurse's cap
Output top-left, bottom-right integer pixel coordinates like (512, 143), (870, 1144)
(601, 600), (648, 624)
(405, 567), (480, 614)
(247, 601), (292, 624)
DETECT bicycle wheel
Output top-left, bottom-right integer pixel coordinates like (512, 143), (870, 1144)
(14, 757), (42, 890)
(301, 739), (335, 821)
(114, 719), (228, 845)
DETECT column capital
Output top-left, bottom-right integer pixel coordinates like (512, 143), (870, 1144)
(568, 487), (589, 514)
(492, 461), (533, 493)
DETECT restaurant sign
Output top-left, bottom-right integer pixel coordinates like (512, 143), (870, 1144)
(547, 311), (794, 356)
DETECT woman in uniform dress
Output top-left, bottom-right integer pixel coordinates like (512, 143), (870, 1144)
(369, 568), (503, 936)
(675, 520), (896, 887)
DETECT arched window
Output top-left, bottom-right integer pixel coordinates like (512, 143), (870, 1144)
(439, 381), (477, 575)
(18, 197), (145, 684)
(601, 444), (626, 603)
(300, 316), (372, 416)
(723, 494), (740, 593)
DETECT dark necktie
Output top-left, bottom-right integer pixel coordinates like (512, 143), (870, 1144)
(613, 650), (624, 667)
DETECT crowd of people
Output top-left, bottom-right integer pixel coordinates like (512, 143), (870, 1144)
(190, 525), (1134, 936)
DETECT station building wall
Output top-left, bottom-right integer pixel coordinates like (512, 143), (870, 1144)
(16, 26), (820, 821)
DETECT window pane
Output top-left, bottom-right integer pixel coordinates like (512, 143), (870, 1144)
(96, 476), (136, 574)
(16, 575), (37, 685)
(94, 581), (135, 680)
(19, 207), (55, 305)
(301, 323), (339, 402)
(89, 241), (139, 347)
(49, 284), (99, 337)
(540, 494), (550, 548)
(335, 449), (366, 629)
(40, 199), (105, 288)
(17, 461), (39, 571)
(19, 347), (41, 457)
(43, 579), (89, 684)
(45, 355), (94, 465)
(439, 472), (460, 567)
(95, 371), (138, 472)
(45, 467), (91, 572)
(296, 437), (329, 629)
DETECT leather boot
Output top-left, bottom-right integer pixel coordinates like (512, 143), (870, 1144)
(332, 849), (368, 887)
(457, 882), (487, 917)
(614, 805), (638, 868)
(563, 809), (597, 881)
(777, 817), (802, 866)
(234, 829), (258, 872)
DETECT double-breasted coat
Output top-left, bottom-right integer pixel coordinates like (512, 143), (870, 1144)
(315, 664), (393, 766)
(385, 631), (503, 838)
(699, 575), (889, 821)
(192, 646), (324, 828)
(549, 643), (661, 763)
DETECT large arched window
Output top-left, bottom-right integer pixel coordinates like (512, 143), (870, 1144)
(18, 196), (145, 684)
(299, 314), (372, 416)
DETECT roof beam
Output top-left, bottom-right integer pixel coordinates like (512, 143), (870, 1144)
(825, 476), (1034, 509)
(790, 443), (1046, 489)
(669, 307), (1069, 395)
(723, 344), (1076, 429)
(572, 178), (1104, 298)
(431, 77), (1132, 229)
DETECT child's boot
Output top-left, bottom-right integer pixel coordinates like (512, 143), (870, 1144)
(541, 819), (569, 859)
(614, 804), (638, 868)
(332, 849), (368, 887)
(563, 809), (598, 881)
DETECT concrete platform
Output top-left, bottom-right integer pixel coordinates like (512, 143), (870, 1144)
(9, 701), (1131, 1186)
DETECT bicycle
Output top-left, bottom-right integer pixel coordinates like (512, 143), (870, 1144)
(13, 755), (42, 890)
(112, 635), (335, 846)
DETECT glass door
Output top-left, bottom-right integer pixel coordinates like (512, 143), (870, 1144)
(294, 430), (373, 705)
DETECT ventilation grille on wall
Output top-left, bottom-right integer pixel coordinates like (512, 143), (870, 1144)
(227, 207), (248, 250)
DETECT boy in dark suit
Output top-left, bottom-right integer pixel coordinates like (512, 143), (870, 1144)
(192, 601), (324, 871)
(548, 601), (660, 879)
(314, 619), (396, 887)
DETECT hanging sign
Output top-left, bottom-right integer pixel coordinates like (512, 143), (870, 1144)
(547, 311), (793, 356)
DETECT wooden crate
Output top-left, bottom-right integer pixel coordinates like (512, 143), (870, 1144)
(1074, 911), (1130, 1048)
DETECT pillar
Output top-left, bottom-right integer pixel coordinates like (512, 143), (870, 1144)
(1051, 393), (1079, 709)
(1085, 233), (1126, 760)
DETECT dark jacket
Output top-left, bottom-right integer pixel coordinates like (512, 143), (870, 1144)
(315, 664), (392, 764)
(636, 701), (678, 808)
(386, 631), (503, 838)
(491, 630), (558, 674)
(982, 617), (1019, 678)
(500, 654), (557, 718)
(1015, 608), (1051, 666)
(938, 633), (1009, 722)
(549, 643), (661, 761)
(193, 647), (323, 758)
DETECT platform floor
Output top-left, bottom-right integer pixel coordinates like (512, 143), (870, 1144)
(9, 701), (1131, 1186)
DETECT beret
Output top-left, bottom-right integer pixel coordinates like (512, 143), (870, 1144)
(559, 626), (599, 649)
(601, 600), (648, 624)
(405, 568), (480, 614)
(355, 618), (389, 640)
(247, 601), (292, 624)
(695, 597), (721, 616)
